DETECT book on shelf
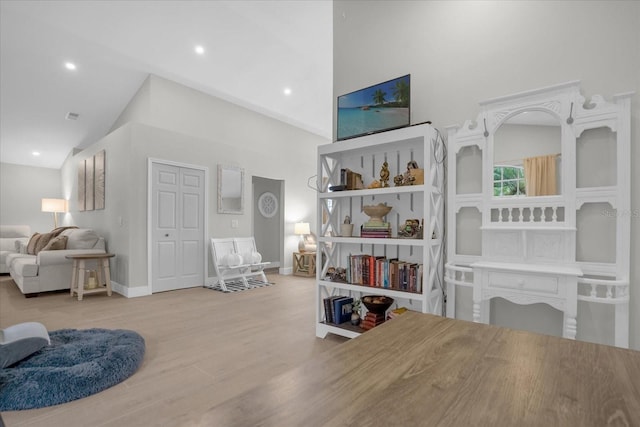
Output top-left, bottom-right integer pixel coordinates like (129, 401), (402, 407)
(360, 223), (391, 239)
(363, 312), (385, 323)
(387, 307), (409, 320)
(362, 221), (390, 229)
(361, 313), (385, 330)
(340, 168), (364, 190)
(322, 296), (354, 325)
(323, 296), (344, 324)
(333, 297), (354, 324)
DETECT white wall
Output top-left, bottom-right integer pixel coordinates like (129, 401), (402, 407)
(60, 75), (328, 290)
(0, 163), (63, 232)
(333, 0), (640, 348)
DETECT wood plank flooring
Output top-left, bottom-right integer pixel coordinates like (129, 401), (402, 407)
(0, 273), (347, 426)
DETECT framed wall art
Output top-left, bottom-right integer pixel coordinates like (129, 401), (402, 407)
(78, 149), (106, 211)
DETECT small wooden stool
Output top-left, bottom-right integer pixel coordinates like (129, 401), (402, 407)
(66, 253), (115, 301)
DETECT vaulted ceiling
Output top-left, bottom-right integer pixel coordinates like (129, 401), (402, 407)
(0, 1), (333, 169)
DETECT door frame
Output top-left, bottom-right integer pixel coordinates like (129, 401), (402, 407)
(147, 158), (209, 295)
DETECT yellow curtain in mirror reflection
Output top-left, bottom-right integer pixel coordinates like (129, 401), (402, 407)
(523, 154), (557, 196)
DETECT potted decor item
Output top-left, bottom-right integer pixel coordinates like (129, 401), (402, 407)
(341, 215), (354, 237)
(351, 299), (362, 326)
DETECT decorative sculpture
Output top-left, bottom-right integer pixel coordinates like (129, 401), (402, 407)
(397, 218), (423, 239)
(380, 161), (390, 188)
(394, 160), (423, 186)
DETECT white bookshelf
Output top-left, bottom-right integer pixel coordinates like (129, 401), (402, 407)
(315, 124), (445, 338)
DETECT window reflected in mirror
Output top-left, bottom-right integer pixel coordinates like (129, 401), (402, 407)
(493, 165), (526, 196)
(493, 111), (561, 197)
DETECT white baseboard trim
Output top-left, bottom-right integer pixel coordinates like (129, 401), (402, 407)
(280, 267), (292, 275)
(111, 281), (152, 298)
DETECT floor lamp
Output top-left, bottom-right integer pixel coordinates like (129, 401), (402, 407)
(41, 198), (67, 228)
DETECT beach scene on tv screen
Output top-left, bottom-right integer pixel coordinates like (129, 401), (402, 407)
(337, 75), (410, 140)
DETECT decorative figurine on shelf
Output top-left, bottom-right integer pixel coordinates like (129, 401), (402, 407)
(367, 179), (381, 189)
(380, 161), (390, 188)
(398, 219), (422, 239)
(326, 266), (348, 282)
(406, 160), (424, 185)
(393, 160), (424, 186)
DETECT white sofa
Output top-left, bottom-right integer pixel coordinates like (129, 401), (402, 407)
(0, 225), (31, 273)
(7, 228), (106, 296)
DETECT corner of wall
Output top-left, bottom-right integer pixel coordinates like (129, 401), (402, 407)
(109, 75), (153, 133)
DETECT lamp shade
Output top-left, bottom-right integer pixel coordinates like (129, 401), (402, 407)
(41, 198), (67, 213)
(294, 222), (310, 235)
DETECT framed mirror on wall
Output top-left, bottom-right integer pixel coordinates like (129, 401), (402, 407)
(218, 165), (244, 214)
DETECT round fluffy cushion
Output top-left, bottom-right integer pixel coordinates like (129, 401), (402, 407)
(238, 251), (261, 265)
(224, 253), (243, 267)
(0, 328), (145, 411)
(247, 251), (262, 264)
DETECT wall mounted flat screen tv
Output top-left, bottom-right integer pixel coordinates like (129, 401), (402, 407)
(337, 74), (410, 141)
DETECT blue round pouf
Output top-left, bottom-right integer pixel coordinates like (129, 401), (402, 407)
(0, 328), (145, 411)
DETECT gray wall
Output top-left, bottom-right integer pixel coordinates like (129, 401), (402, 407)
(333, 0), (640, 349)
(0, 163), (63, 232)
(59, 75), (328, 291)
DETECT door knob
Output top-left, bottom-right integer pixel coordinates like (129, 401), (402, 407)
(165, 234), (169, 237)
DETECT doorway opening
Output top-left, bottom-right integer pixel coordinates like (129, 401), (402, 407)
(252, 176), (284, 271)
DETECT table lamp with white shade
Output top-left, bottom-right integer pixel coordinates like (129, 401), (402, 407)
(294, 222), (311, 252)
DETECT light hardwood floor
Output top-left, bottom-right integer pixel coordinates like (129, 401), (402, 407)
(0, 273), (347, 426)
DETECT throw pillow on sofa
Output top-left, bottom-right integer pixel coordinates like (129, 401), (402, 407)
(26, 233), (41, 255)
(34, 233), (55, 254)
(62, 229), (100, 249)
(41, 235), (68, 251)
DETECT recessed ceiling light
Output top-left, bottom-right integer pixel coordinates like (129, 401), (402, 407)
(194, 45), (205, 55)
(64, 62), (77, 71)
(284, 88), (292, 96)
(32, 151), (41, 156)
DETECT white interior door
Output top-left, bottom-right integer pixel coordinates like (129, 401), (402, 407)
(151, 162), (205, 293)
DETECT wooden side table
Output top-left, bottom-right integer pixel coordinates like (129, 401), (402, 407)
(293, 252), (316, 277)
(66, 253), (115, 301)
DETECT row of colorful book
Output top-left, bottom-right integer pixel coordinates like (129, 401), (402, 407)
(346, 255), (423, 293)
(322, 296), (353, 325)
